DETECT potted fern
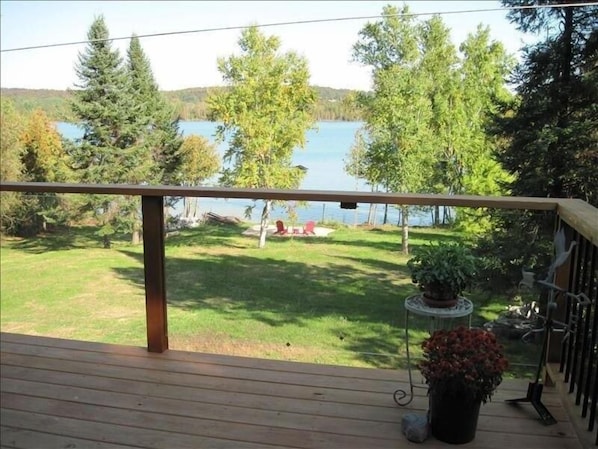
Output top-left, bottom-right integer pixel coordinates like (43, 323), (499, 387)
(406, 241), (477, 307)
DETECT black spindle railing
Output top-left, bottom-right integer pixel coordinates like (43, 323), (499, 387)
(557, 216), (598, 443)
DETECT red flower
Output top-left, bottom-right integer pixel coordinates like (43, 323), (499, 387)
(419, 326), (509, 403)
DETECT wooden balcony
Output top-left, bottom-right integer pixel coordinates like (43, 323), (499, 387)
(1, 182), (597, 447)
(0, 332), (584, 448)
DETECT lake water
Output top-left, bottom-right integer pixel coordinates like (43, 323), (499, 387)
(56, 121), (430, 225)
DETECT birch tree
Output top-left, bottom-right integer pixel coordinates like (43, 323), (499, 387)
(208, 26), (317, 248)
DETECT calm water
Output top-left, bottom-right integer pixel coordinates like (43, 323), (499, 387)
(56, 121), (430, 225)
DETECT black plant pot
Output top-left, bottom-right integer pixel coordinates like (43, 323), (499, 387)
(429, 390), (482, 444)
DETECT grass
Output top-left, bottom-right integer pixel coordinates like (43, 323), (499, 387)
(0, 222), (540, 375)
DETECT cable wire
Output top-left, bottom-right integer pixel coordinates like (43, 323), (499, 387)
(1, 2), (597, 53)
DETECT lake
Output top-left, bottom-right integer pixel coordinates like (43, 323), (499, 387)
(56, 121), (430, 225)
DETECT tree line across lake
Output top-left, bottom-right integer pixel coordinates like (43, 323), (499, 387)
(0, 85), (362, 123)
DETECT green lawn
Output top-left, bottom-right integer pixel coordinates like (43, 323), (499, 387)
(0, 222), (540, 374)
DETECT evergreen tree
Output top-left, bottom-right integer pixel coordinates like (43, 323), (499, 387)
(71, 16), (141, 182)
(125, 35), (184, 242)
(476, 1), (598, 291)
(71, 16), (149, 247)
(126, 35), (183, 186)
(497, 1), (598, 205)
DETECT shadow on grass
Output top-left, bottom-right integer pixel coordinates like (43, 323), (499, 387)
(6, 226), (131, 254)
(6, 222), (535, 371)
(114, 231), (414, 368)
(117, 248), (409, 325)
(115, 222), (531, 368)
(109, 224), (535, 370)
(299, 226), (465, 254)
(165, 223), (249, 249)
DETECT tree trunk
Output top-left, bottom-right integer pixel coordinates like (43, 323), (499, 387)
(183, 197), (190, 218)
(163, 204), (170, 228)
(132, 215), (142, 244)
(443, 206), (451, 225)
(401, 205), (409, 255)
(383, 204), (388, 225)
(367, 203), (376, 225)
(548, 6), (573, 198)
(258, 200), (272, 248)
(434, 205), (440, 227)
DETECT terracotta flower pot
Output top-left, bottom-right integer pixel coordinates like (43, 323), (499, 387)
(422, 288), (458, 308)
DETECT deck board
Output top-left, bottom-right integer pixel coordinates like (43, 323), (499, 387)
(0, 332), (583, 449)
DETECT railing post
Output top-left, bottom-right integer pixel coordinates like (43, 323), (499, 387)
(141, 195), (168, 353)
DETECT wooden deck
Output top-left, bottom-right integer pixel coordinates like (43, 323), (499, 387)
(0, 332), (583, 449)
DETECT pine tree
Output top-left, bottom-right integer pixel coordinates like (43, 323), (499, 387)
(476, 1), (598, 291)
(125, 35), (185, 242)
(497, 1), (598, 205)
(72, 17), (138, 181)
(70, 16), (148, 247)
(126, 35), (183, 186)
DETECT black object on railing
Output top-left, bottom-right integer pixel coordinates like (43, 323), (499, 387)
(506, 302), (558, 425)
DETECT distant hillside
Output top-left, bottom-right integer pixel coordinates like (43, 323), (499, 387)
(1, 86), (362, 122)
(1, 88), (76, 121)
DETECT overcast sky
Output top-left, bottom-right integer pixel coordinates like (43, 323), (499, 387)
(0, 1), (534, 91)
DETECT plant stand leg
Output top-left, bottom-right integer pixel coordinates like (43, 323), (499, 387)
(394, 310), (415, 406)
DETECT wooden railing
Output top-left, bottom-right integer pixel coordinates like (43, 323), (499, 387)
(1, 181), (597, 440)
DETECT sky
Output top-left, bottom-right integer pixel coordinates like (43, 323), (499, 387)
(0, 1), (535, 92)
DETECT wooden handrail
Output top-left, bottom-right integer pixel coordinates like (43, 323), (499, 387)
(556, 199), (598, 245)
(0, 181), (561, 209)
(6, 183), (594, 241)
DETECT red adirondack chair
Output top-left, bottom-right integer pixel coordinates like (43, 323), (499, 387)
(274, 220), (288, 235)
(303, 220), (316, 235)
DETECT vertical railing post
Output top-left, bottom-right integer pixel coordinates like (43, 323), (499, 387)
(141, 195), (168, 353)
